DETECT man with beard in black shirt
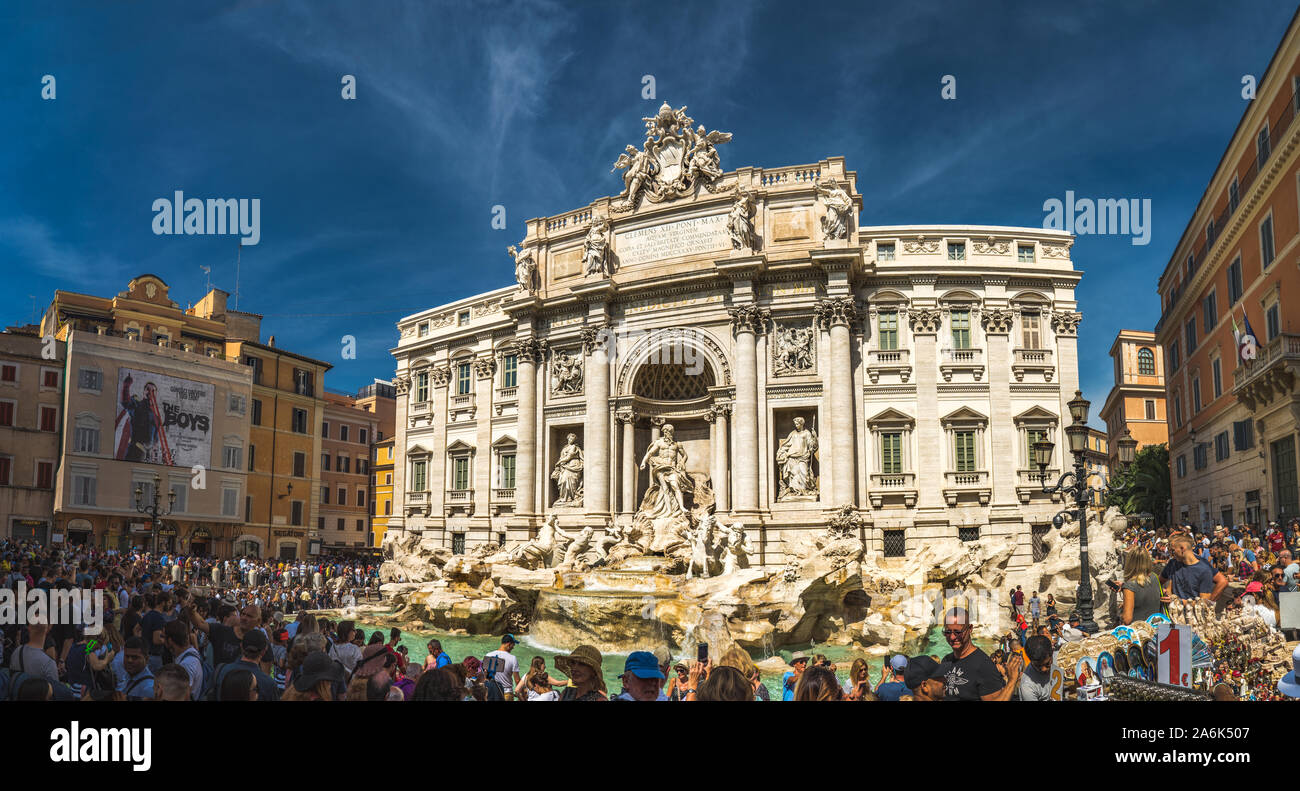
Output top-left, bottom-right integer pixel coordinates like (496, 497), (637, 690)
(938, 607), (1021, 701)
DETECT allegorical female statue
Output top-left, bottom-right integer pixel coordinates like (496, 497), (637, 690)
(551, 433), (584, 505)
(582, 216), (613, 277)
(776, 416), (818, 500)
(638, 423), (691, 519)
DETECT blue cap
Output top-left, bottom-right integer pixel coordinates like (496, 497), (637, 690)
(889, 654), (909, 672)
(622, 651), (665, 680)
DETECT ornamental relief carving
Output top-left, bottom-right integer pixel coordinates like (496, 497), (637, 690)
(772, 321), (816, 376)
(903, 236), (940, 254)
(1041, 242), (1072, 259)
(909, 308), (942, 334)
(1050, 311), (1082, 336)
(972, 237), (1010, 255)
(473, 356), (497, 380)
(981, 308), (1016, 334)
(551, 349), (584, 396)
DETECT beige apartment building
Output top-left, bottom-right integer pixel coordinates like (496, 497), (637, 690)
(0, 326), (65, 544)
(53, 329), (252, 554)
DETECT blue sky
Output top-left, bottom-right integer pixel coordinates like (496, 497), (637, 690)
(1, 0), (1296, 424)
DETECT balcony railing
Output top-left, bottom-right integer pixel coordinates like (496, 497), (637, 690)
(943, 470), (991, 506)
(944, 471), (988, 488)
(870, 472), (915, 489)
(1232, 333), (1300, 412)
(1012, 348), (1055, 381)
(451, 394), (472, 406)
(868, 472), (917, 508)
(446, 489), (473, 502)
(866, 348), (912, 383)
(492, 488), (516, 501)
(939, 348), (984, 381)
(497, 387), (518, 400)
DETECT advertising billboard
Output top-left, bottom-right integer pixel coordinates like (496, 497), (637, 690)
(114, 367), (214, 468)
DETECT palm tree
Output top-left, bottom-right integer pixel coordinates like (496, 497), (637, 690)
(1105, 444), (1171, 527)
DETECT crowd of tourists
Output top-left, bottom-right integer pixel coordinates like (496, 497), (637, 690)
(2, 517), (1297, 702)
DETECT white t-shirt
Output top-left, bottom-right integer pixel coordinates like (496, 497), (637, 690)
(483, 650), (518, 691)
(526, 689), (558, 701)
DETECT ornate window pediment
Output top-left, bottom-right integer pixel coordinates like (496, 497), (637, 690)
(407, 444), (432, 458)
(1013, 406), (1058, 427)
(491, 435), (517, 449)
(867, 407), (915, 429)
(940, 406), (988, 428)
(446, 439), (475, 455)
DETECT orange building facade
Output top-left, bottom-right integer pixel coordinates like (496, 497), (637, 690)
(1099, 330), (1168, 471)
(1155, 12), (1300, 530)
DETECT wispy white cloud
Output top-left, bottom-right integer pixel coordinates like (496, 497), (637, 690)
(0, 215), (123, 288)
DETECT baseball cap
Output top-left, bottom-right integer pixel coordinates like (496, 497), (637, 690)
(501, 633), (518, 645)
(241, 629), (268, 653)
(621, 651), (665, 680)
(1243, 580), (1264, 595)
(889, 654), (909, 672)
(902, 656), (944, 690)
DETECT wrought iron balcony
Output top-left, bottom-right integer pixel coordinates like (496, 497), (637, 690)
(1233, 332), (1300, 413)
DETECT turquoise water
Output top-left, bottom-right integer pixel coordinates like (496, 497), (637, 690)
(357, 620), (979, 699)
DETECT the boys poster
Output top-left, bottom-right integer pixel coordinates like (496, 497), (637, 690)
(115, 367), (213, 468)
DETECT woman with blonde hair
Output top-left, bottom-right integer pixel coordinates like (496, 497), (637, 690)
(1121, 548), (1162, 624)
(842, 658), (875, 700)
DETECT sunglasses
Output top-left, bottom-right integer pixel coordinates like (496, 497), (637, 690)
(941, 627), (968, 637)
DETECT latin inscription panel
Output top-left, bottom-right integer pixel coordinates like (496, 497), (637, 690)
(615, 213), (729, 268)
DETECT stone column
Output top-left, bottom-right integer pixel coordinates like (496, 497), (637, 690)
(729, 304), (768, 514)
(618, 408), (636, 516)
(428, 366), (451, 532)
(582, 325), (611, 521)
(389, 374), (411, 537)
(983, 309), (1016, 505)
(911, 309), (944, 509)
(817, 297), (858, 507)
(473, 355), (496, 526)
(711, 404), (731, 513)
(514, 338), (541, 520)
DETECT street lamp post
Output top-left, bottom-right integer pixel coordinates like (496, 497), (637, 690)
(1031, 392), (1137, 634)
(134, 472), (176, 556)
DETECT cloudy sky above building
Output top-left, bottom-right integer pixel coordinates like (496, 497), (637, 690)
(1, 0), (1295, 416)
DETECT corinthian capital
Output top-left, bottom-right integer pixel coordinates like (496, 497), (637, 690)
(429, 366), (451, 388)
(728, 303), (771, 337)
(981, 308), (1016, 335)
(581, 324), (611, 356)
(392, 375), (411, 395)
(513, 336), (545, 364)
(814, 296), (859, 330)
(1050, 311), (1082, 337)
(473, 355), (497, 379)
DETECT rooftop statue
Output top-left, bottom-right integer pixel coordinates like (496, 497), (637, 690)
(611, 102), (732, 212)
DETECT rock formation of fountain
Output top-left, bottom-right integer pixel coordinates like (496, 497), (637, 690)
(378, 493), (1133, 657)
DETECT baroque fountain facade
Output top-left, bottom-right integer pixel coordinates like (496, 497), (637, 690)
(377, 103), (1108, 655)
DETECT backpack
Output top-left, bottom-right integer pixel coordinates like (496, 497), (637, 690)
(179, 647), (215, 700)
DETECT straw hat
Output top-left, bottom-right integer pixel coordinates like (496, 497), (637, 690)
(555, 644), (603, 677)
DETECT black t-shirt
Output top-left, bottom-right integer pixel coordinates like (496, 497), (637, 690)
(938, 648), (1006, 701)
(207, 622), (243, 666)
(141, 611), (166, 655)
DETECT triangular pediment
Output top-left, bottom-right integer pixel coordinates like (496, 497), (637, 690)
(940, 405), (988, 424)
(867, 407), (915, 426)
(1014, 406), (1058, 424)
(446, 439), (475, 453)
(407, 444), (431, 456)
(491, 434), (517, 448)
